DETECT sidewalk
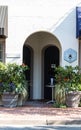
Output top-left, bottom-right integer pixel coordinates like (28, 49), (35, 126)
(0, 100), (81, 126)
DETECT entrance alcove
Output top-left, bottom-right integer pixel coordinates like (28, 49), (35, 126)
(23, 31), (61, 100)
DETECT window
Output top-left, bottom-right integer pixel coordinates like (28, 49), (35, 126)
(0, 39), (5, 62)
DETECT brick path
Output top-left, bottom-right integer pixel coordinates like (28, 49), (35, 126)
(0, 100), (81, 126)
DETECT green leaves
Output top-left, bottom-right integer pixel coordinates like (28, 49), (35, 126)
(0, 62), (29, 94)
(55, 65), (81, 92)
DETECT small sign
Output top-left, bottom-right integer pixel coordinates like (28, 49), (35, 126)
(64, 48), (77, 63)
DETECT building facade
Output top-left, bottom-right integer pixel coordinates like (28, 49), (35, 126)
(0, 0), (81, 100)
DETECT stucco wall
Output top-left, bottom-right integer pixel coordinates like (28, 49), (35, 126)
(53, 8), (78, 66)
(3, 0), (80, 66)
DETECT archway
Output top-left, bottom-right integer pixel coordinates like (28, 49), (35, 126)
(43, 45), (59, 100)
(23, 31), (61, 100)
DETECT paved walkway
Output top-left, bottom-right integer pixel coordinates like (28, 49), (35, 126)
(0, 100), (81, 126)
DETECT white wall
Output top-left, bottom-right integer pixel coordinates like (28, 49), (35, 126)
(53, 8), (79, 66)
(2, 0), (80, 66)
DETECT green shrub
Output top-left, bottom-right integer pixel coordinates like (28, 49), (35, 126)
(0, 62), (29, 94)
(55, 65), (81, 92)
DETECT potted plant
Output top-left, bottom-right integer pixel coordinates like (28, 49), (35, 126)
(0, 62), (29, 107)
(55, 65), (81, 107)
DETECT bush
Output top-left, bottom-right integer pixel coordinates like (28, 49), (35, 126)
(0, 62), (29, 94)
(55, 65), (81, 92)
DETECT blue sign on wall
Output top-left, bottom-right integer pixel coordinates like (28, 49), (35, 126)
(76, 7), (81, 38)
(64, 48), (77, 63)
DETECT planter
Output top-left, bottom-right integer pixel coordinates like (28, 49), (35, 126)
(66, 91), (81, 108)
(2, 93), (18, 108)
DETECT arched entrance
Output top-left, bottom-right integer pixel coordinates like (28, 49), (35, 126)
(23, 44), (33, 99)
(43, 45), (59, 99)
(23, 31), (61, 100)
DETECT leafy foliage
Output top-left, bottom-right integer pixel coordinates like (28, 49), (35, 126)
(0, 62), (29, 94)
(55, 65), (81, 92)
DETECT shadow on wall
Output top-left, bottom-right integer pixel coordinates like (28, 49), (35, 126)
(52, 8), (76, 39)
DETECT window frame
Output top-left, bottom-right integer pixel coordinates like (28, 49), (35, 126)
(0, 38), (5, 63)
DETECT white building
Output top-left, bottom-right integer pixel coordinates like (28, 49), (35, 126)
(0, 0), (81, 100)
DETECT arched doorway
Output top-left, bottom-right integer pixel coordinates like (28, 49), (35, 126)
(23, 31), (61, 100)
(23, 44), (33, 99)
(43, 45), (59, 99)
